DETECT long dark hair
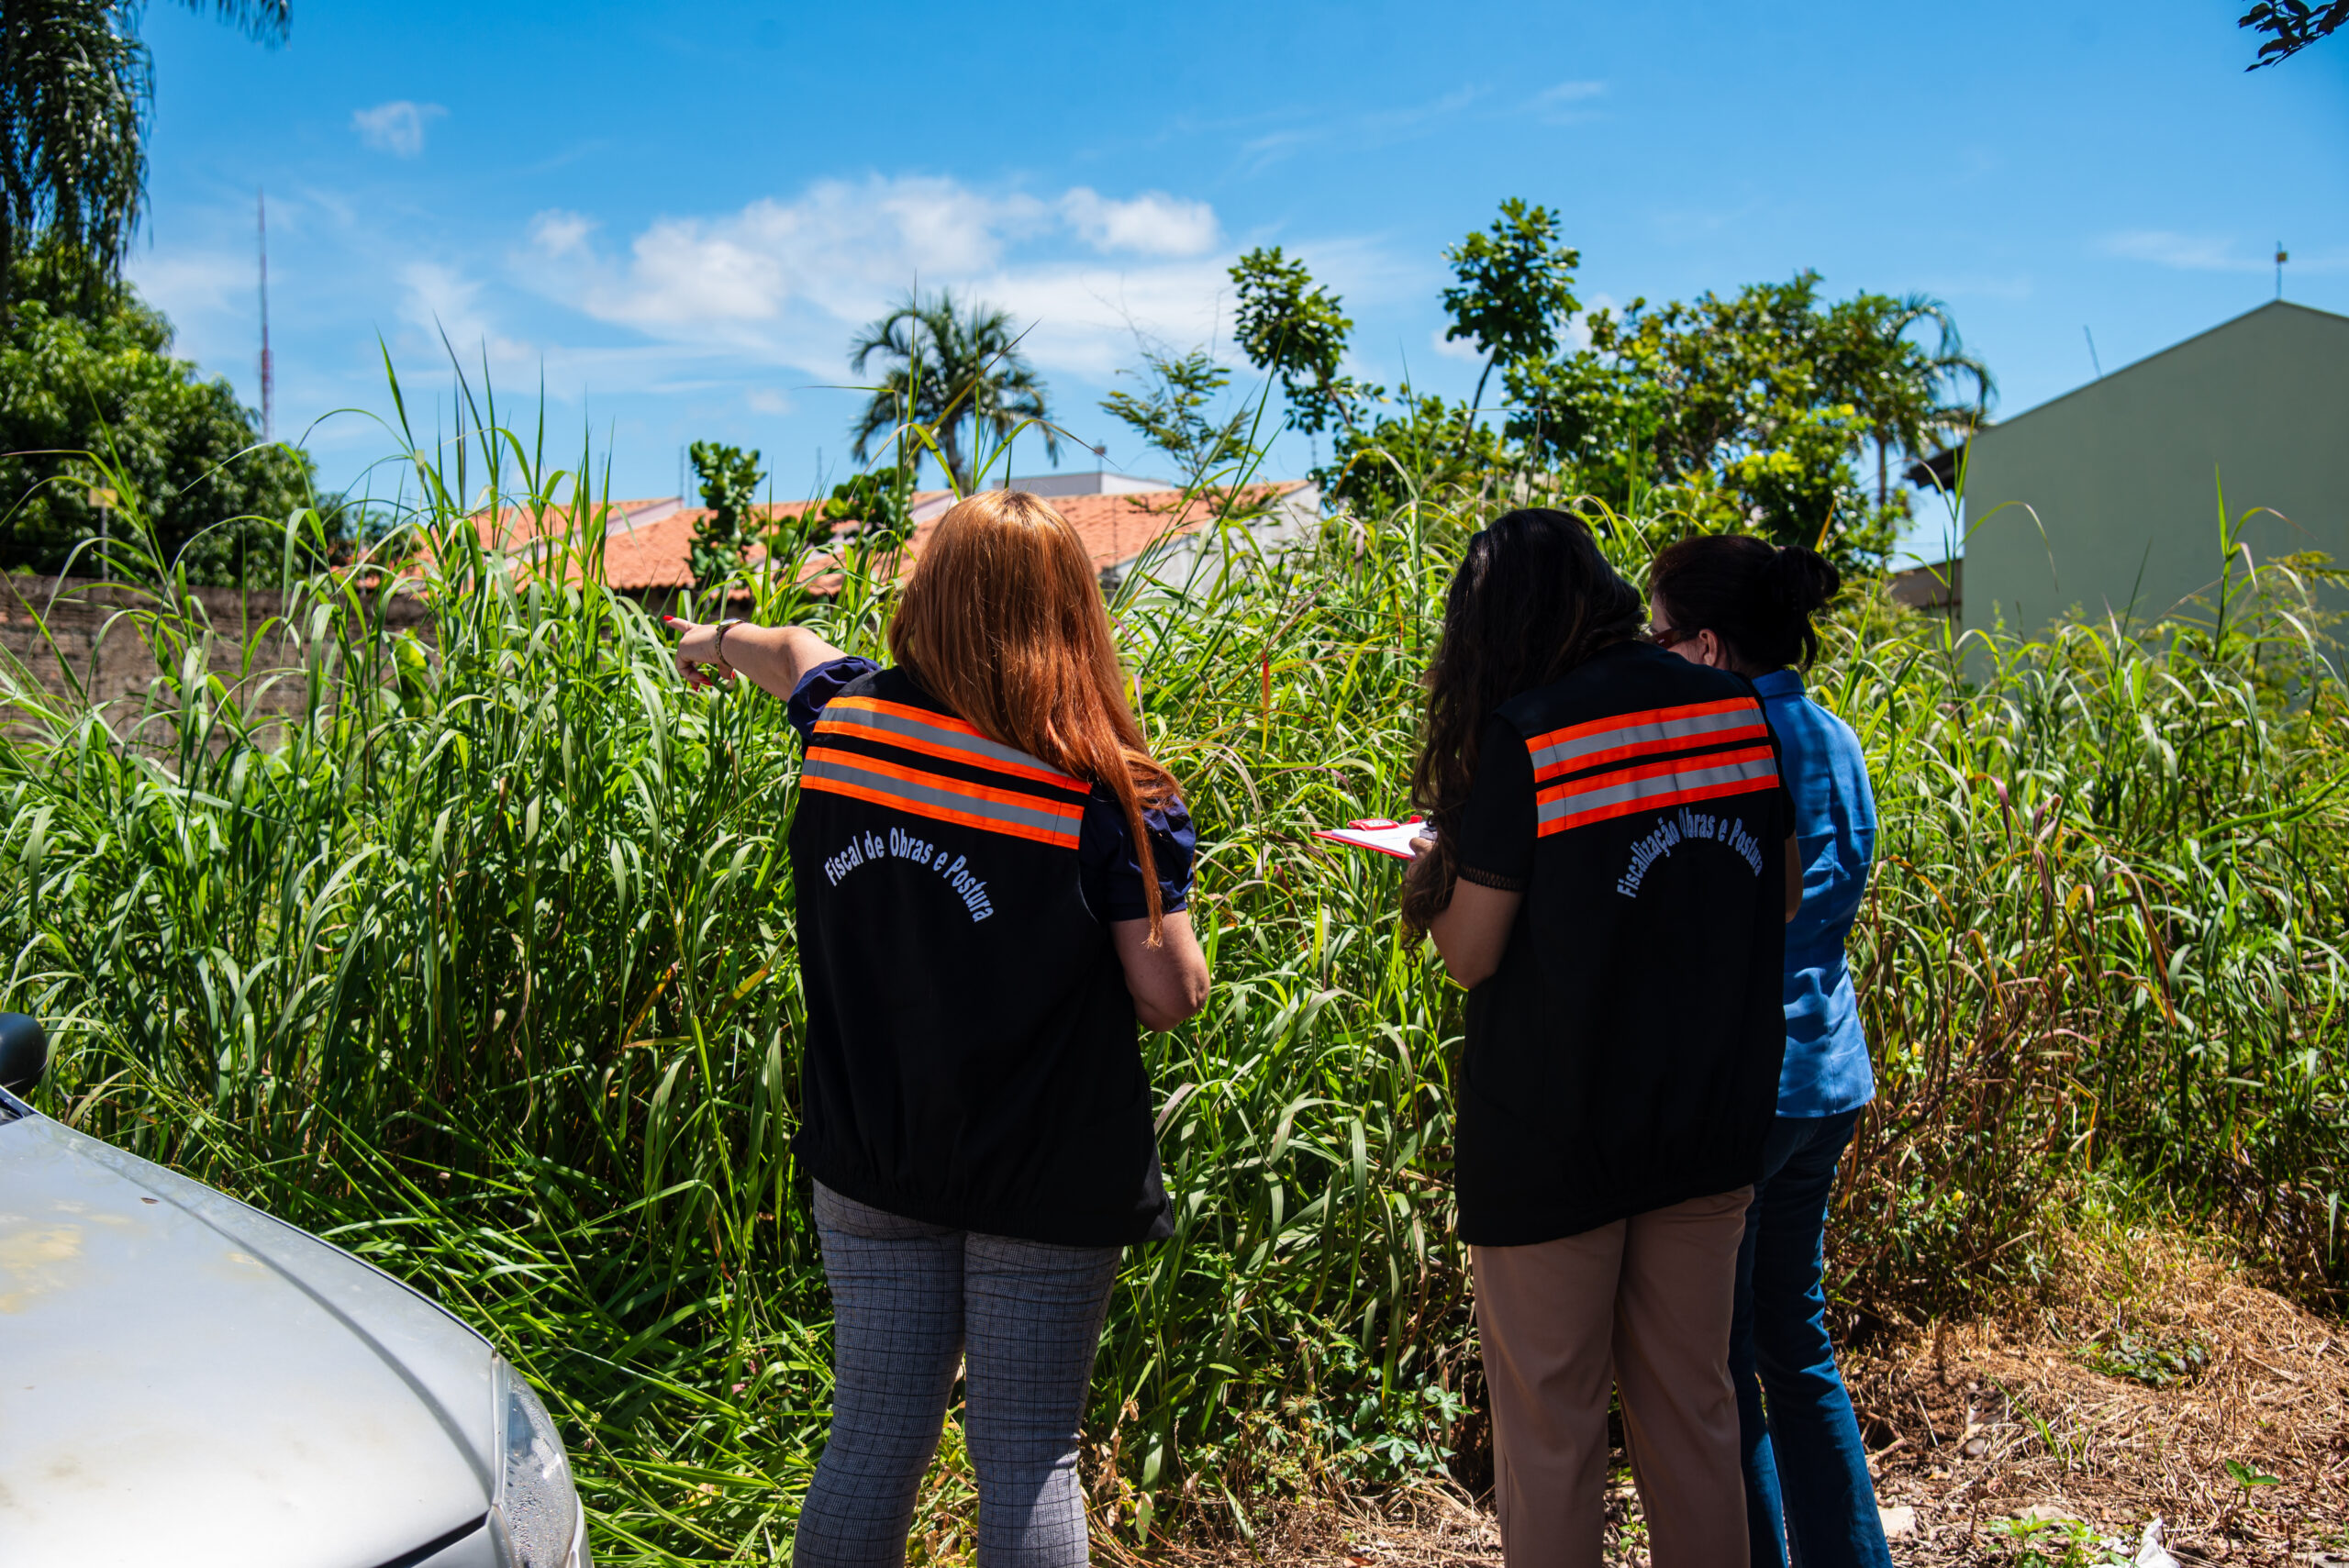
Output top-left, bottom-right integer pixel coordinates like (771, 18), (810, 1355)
(1404, 508), (1643, 931)
(1648, 535), (1841, 673)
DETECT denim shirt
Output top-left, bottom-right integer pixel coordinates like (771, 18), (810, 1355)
(1756, 667), (1877, 1116)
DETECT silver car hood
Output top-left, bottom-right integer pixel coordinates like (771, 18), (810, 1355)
(0, 1106), (496, 1567)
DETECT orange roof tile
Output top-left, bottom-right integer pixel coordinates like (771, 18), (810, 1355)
(468, 484), (1314, 594)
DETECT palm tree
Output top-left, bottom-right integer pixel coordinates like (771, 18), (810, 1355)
(848, 289), (1055, 493)
(1826, 293), (1995, 509)
(0, 1), (289, 295)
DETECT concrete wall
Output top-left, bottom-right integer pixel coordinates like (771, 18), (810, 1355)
(1106, 484), (1324, 592)
(1961, 301), (2349, 641)
(0, 574), (430, 739)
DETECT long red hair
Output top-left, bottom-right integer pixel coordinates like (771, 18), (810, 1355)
(888, 490), (1181, 940)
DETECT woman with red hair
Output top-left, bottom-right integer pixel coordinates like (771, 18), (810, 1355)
(669, 489), (1209, 1567)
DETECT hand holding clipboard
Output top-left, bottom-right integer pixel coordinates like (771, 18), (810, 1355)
(1311, 817), (1431, 861)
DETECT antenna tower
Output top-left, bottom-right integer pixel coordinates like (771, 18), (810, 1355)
(257, 190), (274, 443)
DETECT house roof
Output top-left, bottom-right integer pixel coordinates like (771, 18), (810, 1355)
(469, 482), (1315, 593)
(1984, 299), (2349, 433)
(470, 495), (823, 591)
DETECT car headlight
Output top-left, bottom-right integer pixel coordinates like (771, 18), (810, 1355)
(491, 1357), (591, 1568)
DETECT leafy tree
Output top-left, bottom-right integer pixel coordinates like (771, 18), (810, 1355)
(1504, 272), (1991, 566)
(823, 465), (915, 550)
(768, 464), (917, 561)
(1099, 348), (1258, 497)
(685, 439), (761, 591)
(848, 289), (1055, 493)
(1229, 246), (1375, 435)
(0, 1), (290, 295)
(1324, 384), (1513, 517)
(2241, 0), (2344, 66)
(0, 250), (316, 582)
(1720, 402), (1870, 556)
(1442, 198), (1580, 421)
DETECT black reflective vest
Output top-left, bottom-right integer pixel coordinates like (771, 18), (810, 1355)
(1457, 644), (1790, 1246)
(787, 665), (1172, 1246)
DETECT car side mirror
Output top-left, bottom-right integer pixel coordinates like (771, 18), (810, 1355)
(0, 1013), (48, 1096)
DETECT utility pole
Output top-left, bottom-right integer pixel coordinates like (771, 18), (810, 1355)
(257, 190), (274, 443)
(88, 486), (115, 695)
(2276, 241), (2288, 302)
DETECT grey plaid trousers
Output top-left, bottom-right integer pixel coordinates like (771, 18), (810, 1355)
(790, 1184), (1122, 1568)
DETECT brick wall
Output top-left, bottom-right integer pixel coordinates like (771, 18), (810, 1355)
(0, 574), (432, 737)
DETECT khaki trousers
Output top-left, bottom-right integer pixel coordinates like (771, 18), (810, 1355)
(1472, 1188), (1753, 1568)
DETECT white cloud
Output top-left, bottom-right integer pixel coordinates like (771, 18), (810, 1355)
(1240, 85), (1486, 172)
(352, 101), (447, 158)
(130, 250), (250, 321)
(399, 261), (534, 373)
(966, 259), (1239, 380)
(1430, 328), (1484, 363)
(2102, 230), (2261, 272)
(1532, 79), (1606, 106)
(1060, 189), (1219, 256)
(529, 210), (595, 258)
(528, 175), (1041, 339)
(1527, 78), (1607, 126)
(516, 174), (1251, 378)
(2106, 231), (2348, 276)
(400, 261), (479, 334)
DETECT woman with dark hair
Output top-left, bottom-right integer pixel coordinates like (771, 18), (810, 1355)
(668, 489), (1210, 1567)
(1406, 509), (1799, 1568)
(1647, 535), (1890, 1568)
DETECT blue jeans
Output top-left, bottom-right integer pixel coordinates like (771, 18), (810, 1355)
(1730, 1110), (1892, 1568)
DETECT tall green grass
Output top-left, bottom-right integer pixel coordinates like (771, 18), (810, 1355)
(3, 397), (2345, 1561)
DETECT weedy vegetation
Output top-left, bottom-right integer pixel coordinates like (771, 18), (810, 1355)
(3, 381), (2346, 1562)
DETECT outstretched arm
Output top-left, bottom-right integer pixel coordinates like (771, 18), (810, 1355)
(667, 617), (849, 700)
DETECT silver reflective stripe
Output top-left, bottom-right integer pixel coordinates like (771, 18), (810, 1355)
(804, 753), (1081, 840)
(1537, 753), (1777, 828)
(822, 702), (1076, 786)
(1531, 705), (1764, 774)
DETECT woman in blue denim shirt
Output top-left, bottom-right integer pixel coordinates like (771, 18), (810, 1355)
(1648, 536), (1890, 1568)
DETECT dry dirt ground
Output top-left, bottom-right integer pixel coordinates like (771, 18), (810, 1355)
(1107, 1234), (2349, 1567)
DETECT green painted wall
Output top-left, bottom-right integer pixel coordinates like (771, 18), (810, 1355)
(1961, 301), (2349, 644)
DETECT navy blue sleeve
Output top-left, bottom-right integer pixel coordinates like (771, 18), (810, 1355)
(1079, 788), (1197, 923)
(785, 656), (883, 744)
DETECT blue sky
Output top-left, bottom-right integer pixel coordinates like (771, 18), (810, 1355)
(137, 0), (2347, 558)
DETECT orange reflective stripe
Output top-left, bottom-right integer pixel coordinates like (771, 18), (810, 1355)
(817, 695), (1091, 794)
(802, 774), (1082, 849)
(1536, 715), (1770, 781)
(1540, 769), (1779, 835)
(1536, 744), (1779, 836)
(1528, 697), (1766, 782)
(802, 749), (1084, 848)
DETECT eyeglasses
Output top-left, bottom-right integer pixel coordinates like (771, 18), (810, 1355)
(1646, 624), (1699, 650)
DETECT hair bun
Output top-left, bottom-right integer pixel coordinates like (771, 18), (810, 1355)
(1770, 545), (1841, 617)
